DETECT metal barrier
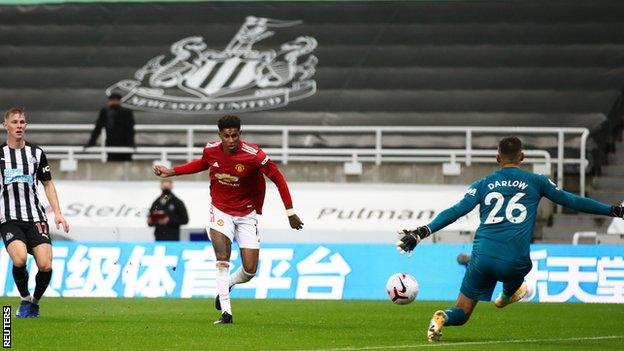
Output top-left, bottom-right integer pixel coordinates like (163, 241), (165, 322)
(572, 231), (597, 245)
(28, 124), (589, 196)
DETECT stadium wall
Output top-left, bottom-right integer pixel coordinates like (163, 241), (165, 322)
(41, 180), (554, 242)
(0, 242), (621, 303)
(48, 160), (503, 184)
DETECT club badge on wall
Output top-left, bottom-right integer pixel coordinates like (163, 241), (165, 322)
(107, 16), (318, 114)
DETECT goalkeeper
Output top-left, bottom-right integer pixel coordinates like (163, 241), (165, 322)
(396, 136), (624, 342)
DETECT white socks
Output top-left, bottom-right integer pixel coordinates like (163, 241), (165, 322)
(216, 262), (257, 316)
(229, 266), (255, 288)
(216, 261), (232, 315)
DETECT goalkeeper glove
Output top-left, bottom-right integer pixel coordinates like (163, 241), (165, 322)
(611, 205), (624, 218)
(396, 226), (431, 254)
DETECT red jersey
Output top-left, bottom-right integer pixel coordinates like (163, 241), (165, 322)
(174, 140), (293, 217)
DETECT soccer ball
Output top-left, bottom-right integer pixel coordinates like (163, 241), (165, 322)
(386, 273), (419, 305)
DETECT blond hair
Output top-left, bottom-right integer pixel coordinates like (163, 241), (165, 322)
(4, 107), (25, 120)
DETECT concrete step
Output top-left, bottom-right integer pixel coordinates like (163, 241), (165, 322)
(608, 152), (624, 164)
(597, 233), (624, 244)
(541, 226), (616, 242)
(592, 176), (624, 190)
(551, 213), (612, 228)
(586, 190), (624, 205)
(602, 165), (624, 176)
(541, 226), (595, 242)
(540, 233), (624, 244)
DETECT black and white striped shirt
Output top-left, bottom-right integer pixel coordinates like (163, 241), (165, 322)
(0, 142), (51, 223)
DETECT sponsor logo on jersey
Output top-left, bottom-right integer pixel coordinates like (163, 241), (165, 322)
(466, 188), (477, 196)
(107, 16), (318, 115)
(212, 162), (219, 168)
(215, 173), (239, 183)
(3, 168), (33, 185)
(217, 219), (225, 226)
(4, 232), (13, 241)
(234, 164), (245, 173)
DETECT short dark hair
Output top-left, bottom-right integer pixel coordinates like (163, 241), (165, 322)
(217, 115), (241, 131)
(108, 93), (122, 100)
(4, 107), (25, 120)
(498, 136), (522, 161)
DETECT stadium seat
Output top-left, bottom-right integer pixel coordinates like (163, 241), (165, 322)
(1, 0), (623, 171)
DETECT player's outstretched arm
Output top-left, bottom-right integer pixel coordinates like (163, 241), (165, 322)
(153, 165), (176, 178)
(612, 205), (624, 218)
(541, 176), (623, 218)
(261, 160), (303, 230)
(154, 158), (210, 178)
(42, 180), (70, 233)
(396, 226), (430, 254)
(397, 184), (480, 254)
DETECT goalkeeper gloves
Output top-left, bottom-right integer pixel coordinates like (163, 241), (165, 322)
(396, 226), (431, 254)
(611, 205), (624, 218)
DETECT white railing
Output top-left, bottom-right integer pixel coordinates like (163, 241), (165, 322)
(28, 124), (589, 196)
(572, 231), (597, 245)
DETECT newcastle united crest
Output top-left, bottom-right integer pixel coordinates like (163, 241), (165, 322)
(107, 16), (318, 114)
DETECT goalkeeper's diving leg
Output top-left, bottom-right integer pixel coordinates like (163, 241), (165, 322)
(428, 293), (477, 342)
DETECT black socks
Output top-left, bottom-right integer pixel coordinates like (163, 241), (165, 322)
(34, 270), (52, 302)
(12, 265), (29, 298)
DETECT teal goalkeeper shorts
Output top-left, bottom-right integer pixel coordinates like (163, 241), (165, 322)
(459, 253), (532, 301)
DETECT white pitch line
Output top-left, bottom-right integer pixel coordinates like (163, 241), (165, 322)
(291, 335), (624, 351)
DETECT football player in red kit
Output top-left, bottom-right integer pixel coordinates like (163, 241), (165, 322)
(154, 115), (303, 324)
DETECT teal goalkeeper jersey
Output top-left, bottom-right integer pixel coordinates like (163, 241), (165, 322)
(426, 167), (612, 264)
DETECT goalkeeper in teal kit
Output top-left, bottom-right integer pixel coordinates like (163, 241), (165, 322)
(396, 136), (624, 342)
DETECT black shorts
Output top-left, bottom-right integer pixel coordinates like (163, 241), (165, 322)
(0, 220), (51, 254)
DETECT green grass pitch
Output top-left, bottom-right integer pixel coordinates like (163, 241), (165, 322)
(2, 297), (623, 350)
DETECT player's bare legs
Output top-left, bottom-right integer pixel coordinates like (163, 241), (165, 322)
(215, 246), (258, 310)
(210, 229), (233, 323)
(453, 293), (478, 321)
(210, 229), (232, 261)
(428, 293), (478, 342)
(495, 280), (528, 308)
(229, 248), (258, 288)
(30, 243), (53, 315)
(6, 241), (29, 294)
(6, 240), (32, 317)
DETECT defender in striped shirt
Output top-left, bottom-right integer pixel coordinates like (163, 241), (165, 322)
(0, 108), (70, 318)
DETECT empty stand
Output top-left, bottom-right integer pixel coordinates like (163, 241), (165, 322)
(0, 0), (623, 167)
